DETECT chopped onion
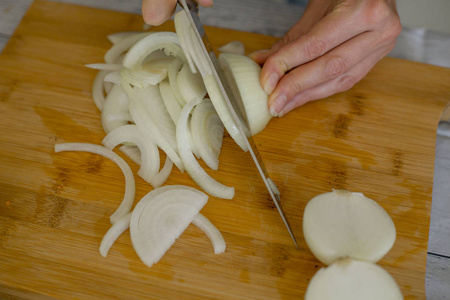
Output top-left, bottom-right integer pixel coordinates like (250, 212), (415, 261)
(92, 70), (110, 111)
(167, 59), (185, 107)
(54, 143), (135, 224)
(305, 258), (403, 300)
(302, 189), (396, 265)
(119, 145), (141, 165)
(176, 97), (234, 199)
(176, 64), (207, 104)
(190, 99), (224, 170)
(122, 32), (186, 70)
(149, 156), (173, 188)
(102, 124), (160, 184)
(159, 80), (182, 124)
(107, 31), (142, 44)
(101, 84), (130, 134)
(100, 212), (131, 257)
(104, 71), (122, 85)
(174, 11), (197, 74)
(130, 185), (208, 267)
(85, 63), (123, 71)
(105, 32), (152, 64)
(121, 57), (174, 88)
(218, 41), (245, 55)
(192, 213), (226, 254)
(124, 84), (184, 172)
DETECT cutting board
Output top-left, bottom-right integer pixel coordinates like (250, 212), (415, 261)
(1, 1), (449, 299)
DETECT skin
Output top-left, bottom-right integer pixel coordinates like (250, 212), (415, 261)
(142, 0), (401, 117)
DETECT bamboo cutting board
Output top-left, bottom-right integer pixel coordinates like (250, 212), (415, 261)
(1, 1), (449, 299)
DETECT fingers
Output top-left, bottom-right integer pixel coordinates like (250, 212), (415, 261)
(267, 27), (393, 115)
(260, 0), (401, 97)
(142, 0), (177, 26)
(142, 0), (214, 26)
(250, 0), (329, 65)
(274, 44), (394, 117)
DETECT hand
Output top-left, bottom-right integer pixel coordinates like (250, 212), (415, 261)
(250, 0), (401, 117)
(142, 0), (213, 26)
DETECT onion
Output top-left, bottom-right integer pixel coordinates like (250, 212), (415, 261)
(176, 64), (207, 104)
(177, 97), (234, 199)
(107, 31), (142, 44)
(105, 32), (151, 64)
(101, 84), (130, 134)
(85, 63), (123, 71)
(217, 41), (245, 55)
(130, 185), (208, 267)
(100, 212), (131, 257)
(302, 189), (396, 265)
(305, 258), (403, 300)
(102, 124), (160, 185)
(54, 143), (135, 224)
(190, 99), (224, 170)
(192, 213), (226, 254)
(122, 32), (186, 70)
(121, 57), (174, 88)
(219, 53), (272, 136)
(167, 59), (185, 107)
(91, 69), (110, 111)
(159, 80), (182, 124)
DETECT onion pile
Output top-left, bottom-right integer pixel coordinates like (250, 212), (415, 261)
(54, 10), (274, 268)
(302, 190), (402, 299)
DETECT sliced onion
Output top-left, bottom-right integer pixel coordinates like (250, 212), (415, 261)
(102, 124), (160, 184)
(167, 59), (185, 106)
(130, 185), (208, 267)
(176, 98), (234, 199)
(85, 63), (123, 71)
(104, 71), (122, 85)
(219, 53), (272, 136)
(174, 11), (197, 74)
(133, 85), (178, 152)
(159, 80), (182, 124)
(105, 32), (152, 64)
(100, 212), (131, 257)
(217, 41), (245, 55)
(107, 31), (141, 44)
(119, 145), (141, 166)
(302, 189), (397, 265)
(177, 64), (207, 104)
(121, 57), (174, 88)
(203, 74), (248, 152)
(149, 155), (173, 188)
(305, 258), (403, 300)
(122, 32), (186, 70)
(92, 70), (110, 111)
(54, 143), (135, 224)
(191, 99), (224, 170)
(101, 84), (130, 134)
(192, 213), (226, 254)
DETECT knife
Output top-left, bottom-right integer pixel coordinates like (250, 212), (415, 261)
(177, 0), (299, 249)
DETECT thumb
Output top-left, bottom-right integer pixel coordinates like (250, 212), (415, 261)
(142, 0), (177, 26)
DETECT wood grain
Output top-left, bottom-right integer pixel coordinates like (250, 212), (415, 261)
(1, 1), (449, 299)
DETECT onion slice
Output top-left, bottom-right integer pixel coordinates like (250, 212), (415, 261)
(302, 189), (396, 265)
(192, 213), (226, 254)
(217, 41), (245, 55)
(105, 32), (152, 64)
(122, 32), (186, 70)
(176, 98), (235, 199)
(130, 185), (208, 267)
(100, 212), (131, 257)
(54, 143), (135, 224)
(305, 258), (403, 300)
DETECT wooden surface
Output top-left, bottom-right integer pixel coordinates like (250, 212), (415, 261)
(1, 1), (450, 299)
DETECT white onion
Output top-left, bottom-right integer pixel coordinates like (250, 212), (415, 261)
(105, 32), (152, 64)
(217, 41), (245, 55)
(176, 97), (234, 199)
(102, 124), (160, 184)
(85, 63), (123, 71)
(305, 258), (403, 300)
(302, 189), (396, 266)
(54, 143), (135, 224)
(192, 213), (226, 254)
(130, 185), (208, 267)
(120, 57), (174, 88)
(176, 64), (207, 104)
(159, 80), (182, 124)
(92, 70), (110, 111)
(100, 212), (131, 257)
(107, 31), (141, 44)
(101, 84), (130, 134)
(122, 32), (186, 70)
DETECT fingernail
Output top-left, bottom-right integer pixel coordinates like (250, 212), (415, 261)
(264, 73), (278, 95)
(269, 95), (287, 117)
(248, 49), (269, 60)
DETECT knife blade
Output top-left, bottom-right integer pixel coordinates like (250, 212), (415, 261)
(178, 0), (298, 249)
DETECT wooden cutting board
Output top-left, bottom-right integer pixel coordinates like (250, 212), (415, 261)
(1, 1), (449, 299)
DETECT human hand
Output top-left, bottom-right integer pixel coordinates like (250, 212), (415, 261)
(142, 0), (213, 26)
(250, 0), (401, 117)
